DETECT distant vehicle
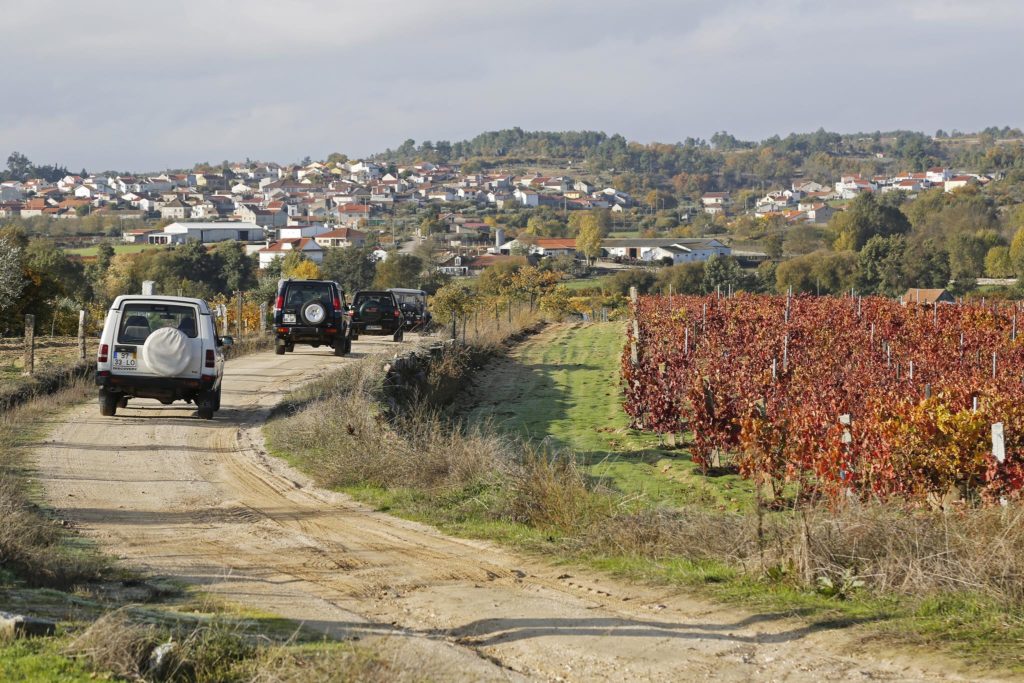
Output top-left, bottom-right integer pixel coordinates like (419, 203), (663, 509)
(95, 295), (231, 419)
(272, 279), (351, 356)
(388, 288), (432, 332)
(347, 290), (405, 342)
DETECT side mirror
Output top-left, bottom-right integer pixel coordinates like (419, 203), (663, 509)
(219, 336), (234, 348)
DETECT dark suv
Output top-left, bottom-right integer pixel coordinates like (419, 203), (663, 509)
(348, 290), (405, 342)
(388, 288), (432, 332)
(273, 279), (351, 355)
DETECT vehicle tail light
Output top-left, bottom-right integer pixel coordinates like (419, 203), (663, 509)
(205, 349), (215, 368)
(332, 296), (341, 311)
(394, 309), (400, 318)
(274, 295), (284, 311)
(98, 343), (109, 363)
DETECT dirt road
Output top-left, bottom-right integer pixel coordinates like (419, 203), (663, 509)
(32, 339), (988, 681)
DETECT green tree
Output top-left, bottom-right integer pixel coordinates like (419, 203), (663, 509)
(830, 193), (911, 251)
(218, 241), (257, 292)
(0, 236), (24, 309)
(985, 246), (1014, 278)
(701, 255), (743, 293)
(1009, 227), (1024, 275)
(320, 246), (378, 294)
(856, 235), (906, 296)
(654, 262), (704, 294)
(430, 282), (475, 324)
(948, 230), (1002, 280)
(577, 215), (603, 263)
(373, 254), (423, 289)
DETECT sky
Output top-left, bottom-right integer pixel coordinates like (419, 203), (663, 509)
(1, 0), (1022, 172)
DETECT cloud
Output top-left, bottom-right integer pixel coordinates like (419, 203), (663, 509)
(0, 1), (1020, 169)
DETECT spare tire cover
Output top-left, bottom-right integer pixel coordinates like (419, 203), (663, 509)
(142, 327), (193, 377)
(302, 301), (327, 325)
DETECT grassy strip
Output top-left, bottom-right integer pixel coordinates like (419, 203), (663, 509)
(266, 322), (1024, 674)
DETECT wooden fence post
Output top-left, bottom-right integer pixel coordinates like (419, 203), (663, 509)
(78, 310), (87, 360)
(23, 314), (35, 376)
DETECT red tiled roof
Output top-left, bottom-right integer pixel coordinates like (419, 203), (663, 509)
(534, 238), (577, 249)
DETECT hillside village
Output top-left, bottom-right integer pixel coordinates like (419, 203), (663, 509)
(0, 157), (998, 276)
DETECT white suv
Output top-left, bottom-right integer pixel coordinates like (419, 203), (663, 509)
(95, 295), (232, 419)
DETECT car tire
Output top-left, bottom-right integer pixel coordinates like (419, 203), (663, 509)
(117, 396), (129, 409)
(344, 337), (352, 354)
(393, 329), (404, 343)
(197, 392), (215, 420)
(99, 389), (118, 416)
(350, 331), (359, 341)
(333, 337), (346, 356)
(213, 387), (222, 411)
(275, 344), (286, 355)
(285, 342), (295, 353)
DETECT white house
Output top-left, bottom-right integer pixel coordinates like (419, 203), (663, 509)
(257, 238), (324, 269)
(313, 227), (367, 248)
(278, 224), (331, 239)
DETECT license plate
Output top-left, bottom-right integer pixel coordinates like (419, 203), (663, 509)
(283, 314), (296, 323)
(366, 325), (382, 330)
(113, 350), (137, 370)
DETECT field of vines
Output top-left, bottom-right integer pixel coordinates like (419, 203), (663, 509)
(623, 293), (1024, 504)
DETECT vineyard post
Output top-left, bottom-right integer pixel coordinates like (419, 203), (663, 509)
(631, 320), (639, 365)
(960, 332), (964, 358)
(1013, 312), (1017, 342)
(630, 286), (638, 304)
(451, 315), (457, 341)
(992, 423), (1005, 464)
(495, 302), (499, 327)
(973, 396), (979, 412)
(771, 357), (777, 381)
(77, 309), (87, 360)
(684, 326), (689, 355)
(507, 300), (512, 325)
(236, 292), (243, 339)
(783, 334), (789, 373)
(909, 360), (914, 380)
(716, 284), (721, 299)
(785, 290), (791, 323)
(933, 303), (938, 327)
(23, 314), (35, 376)
(870, 323), (874, 345)
(992, 352), (997, 379)
(925, 384), (931, 399)
(857, 296), (861, 317)
(462, 316), (467, 345)
(886, 344), (891, 368)
(727, 284), (732, 298)
(668, 283), (673, 301)
(702, 303), (707, 328)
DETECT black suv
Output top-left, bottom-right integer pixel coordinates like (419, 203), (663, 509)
(388, 288), (433, 332)
(273, 279), (351, 355)
(348, 290), (405, 342)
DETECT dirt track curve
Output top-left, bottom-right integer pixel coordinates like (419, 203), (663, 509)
(32, 338), (990, 681)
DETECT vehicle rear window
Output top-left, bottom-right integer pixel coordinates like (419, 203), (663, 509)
(392, 292), (425, 307)
(354, 293), (394, 308)
(118, 303), (199, 344)
(284, 282), (333, 308)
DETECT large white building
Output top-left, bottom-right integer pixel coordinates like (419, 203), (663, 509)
(601, 238), (731, 264)
(145, 221), (265, 245)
